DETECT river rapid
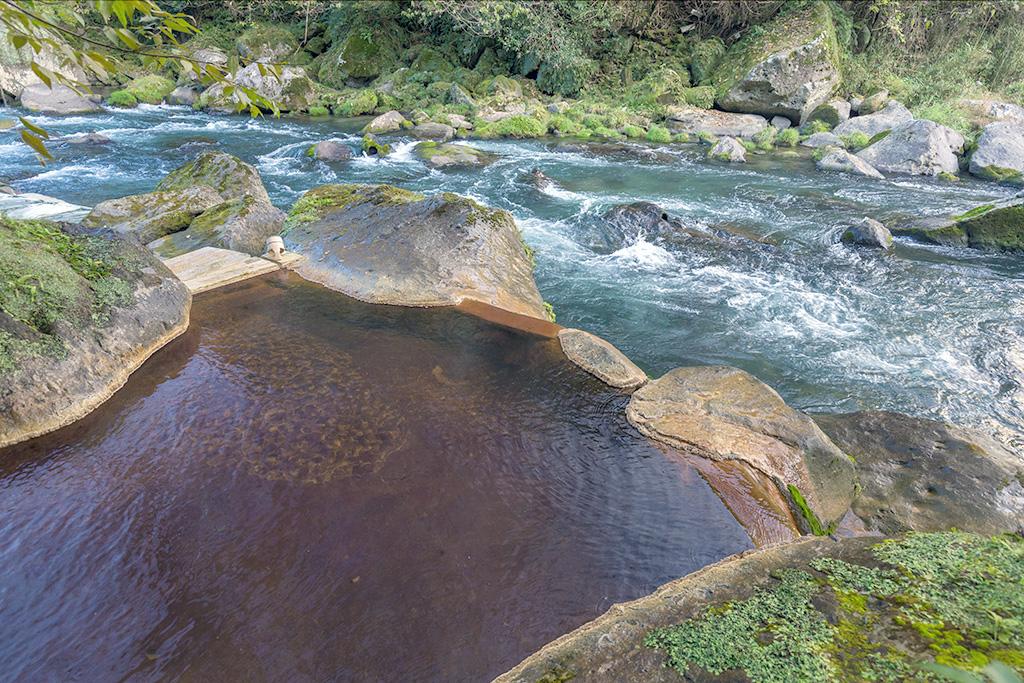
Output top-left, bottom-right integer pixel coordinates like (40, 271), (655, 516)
(2, 104), (1022, 450)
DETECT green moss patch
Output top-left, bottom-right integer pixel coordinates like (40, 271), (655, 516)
(284, 184), (424, 232)
(957, 203), (1024, 251)
(646, 532), (1024, 683)
(124, 75), (174, 105)
(106, 90), (138, 108)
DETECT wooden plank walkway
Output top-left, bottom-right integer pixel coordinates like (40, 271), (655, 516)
(162, 247), (302, 294)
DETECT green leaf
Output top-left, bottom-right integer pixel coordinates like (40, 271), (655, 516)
(11, 34), (27, 50)
(29, 62), (51, 88)
(20, 130), (52, 162)
(19, 117), (50, 139)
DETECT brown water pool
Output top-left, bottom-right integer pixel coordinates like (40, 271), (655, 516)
(0, 272), (752, 682)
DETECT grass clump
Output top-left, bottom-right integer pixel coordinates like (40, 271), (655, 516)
(106, 90), (138, 108)
(646, 124), (672, 143)
(788, 484), (833, 536)
(124, 75), (174, 105)
(802, 119), (833, 135)
(841, 132), (872, 151)
(475, 114), (548, 139)
(777, 128), (800, 147)
(284, 184), (425, 232)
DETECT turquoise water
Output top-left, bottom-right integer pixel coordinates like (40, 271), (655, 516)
(2, 104), (1022, 449)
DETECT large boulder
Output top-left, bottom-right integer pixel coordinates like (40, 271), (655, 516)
(82, 185), (224, 243)
(0, 26), (85, 98)
(816, 148), (883, 179)
(710, 3), (840, 123)
(558, 328), (647, 391)
(307, 140), (353, 162)
(832, 100), (913, 138)
(806, 98), (851, 127)
(19, 84), (99, 115)
(283, 185), (547, 319)
(626, 366), (857, 533)
(892, 199), (1024, 251)
(156, 151), (272, 204)
(414, 142), (494, 169)
(317, 30), (399, 88)
(166, 84), (201, 106)
(596, 202), (705, 251)
(411, 122), (455, 142)
(959, 98), (1024, 124)
(148, 196), (285, 258)
(200, 64), (314, 113)
(841, 217), (893, 248)
(800, 131), (844, 148)
(969, 120), (1024, 184)
(855, 119), (963, 176)
(814, 411), (1024, 535)
(0, 217), (190, 448)
(497, 532), (1024, 683)
(666, 105), (767, 138)
(235, 24), (297, 62)
(362, 110), (408, 134)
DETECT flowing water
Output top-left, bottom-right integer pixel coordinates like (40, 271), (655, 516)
(2, 104), (1021, 450)
(0, 273), (752, 680)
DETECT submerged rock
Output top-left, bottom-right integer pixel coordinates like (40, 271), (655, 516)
(833, 100), (912, 138)
(969, 120), (1024, 184)
(856, 119), (963, 176)
(19, 84), (99, 115)
(149, 196), (285, 258)
(64, 133), (112, 145)
(83, 185), (224, 244)
(708, 136), (746, 162)
(711, 3), (840, 123)
(598, 202), (701, 250)
(558, 329), (647, 391)
(307, 140), (353, 162)
(166, 84), (201, 106)
(156, 151), (271, 204)
(892, 199), (1024, 251)
(414, 141), (493, 169)
(0, 218), (190, 448)
(284, 185), (547, 319)
(816, 148), (883, 179)
(814, 411), (1024, 535)
(841, 217), (893, 248)
(665, 105), (767, 138)
(496, 532), (1024, 683)
(626, 366), (857, 533)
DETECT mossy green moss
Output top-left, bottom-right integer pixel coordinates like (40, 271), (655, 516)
(361, 134), (391, 157)
(788, 484), (834, 536)
(124, 74), (174, 105)
(335, 89), (378, 117)
(680, 85), (716, 109)
(474, 114), (547, 139)
(646, 532), (1024, 683)
(974, 165), (1024, 186)
(956, 202), (1024, 250)
(752, 126), (777, 151)
(689, 38), (726, 85)
(840, 131), (871, 151)
(954, 204), (996, 221)
(778, 128), (800, 147)
(235, 23), (297, 60)
(284, 184), (424, 232)
(106, 90), (138, 108)
(307, 104), (329, 117)
(646, 124), (672, 143)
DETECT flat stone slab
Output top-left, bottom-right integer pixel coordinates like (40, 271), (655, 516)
(558, 328), (647, 390)
(0, 192), (90, 222)
(162, 246), (301, 294)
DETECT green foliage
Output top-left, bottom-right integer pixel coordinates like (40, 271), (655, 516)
(689, 37), (726, 85)
(361, 134), (391, 156)
(106, 89), (138, 108)
(547, 114), (581, 136)
(543, 301), (556, 323)
(788, 484), (833, 536)
(803, 119), (833, 135)
(622, 124), (645, 139)
(778, 128), (800, 147)
(752, 126), (777, 151)
(335, 89), (378, 116)
(124, 74), (174, 105)
(646, 124), (672, 143)
(680, 86), (716, 109)
(840, 131), (871, 151)
(475, 114), (547, 139)
(307, 104), (329, 117)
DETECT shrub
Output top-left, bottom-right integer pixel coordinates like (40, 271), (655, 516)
(646, 124), (672, 143)
(124, 75), (174, 105)
(801, 119), (832, 135)
(106, 90), (138, 108)
(752, 126), (777, 151)
(777, 128), (800, 147)
(680, 86), (716, 109)
(307, 105), (330, 117)
(840, 131), (871, 151)
(622, 124), (645, 138)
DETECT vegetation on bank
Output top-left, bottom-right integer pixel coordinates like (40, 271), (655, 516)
(645, 532), (1024, 683)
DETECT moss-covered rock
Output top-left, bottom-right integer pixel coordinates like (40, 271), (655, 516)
(473, 113), (547, 139)
(893, 199), (1024, 251)
(82, 185), (224, 244)
(149, 196), (285, 258)
(235, 23), (297, 62)
(536, 59), (594, 97)
(106, 89), (138, 108)
(317, 29), (399, 88)
(413, 141), (494, 169)
(334, 88), (377, 116)
(711, 2), (840, 122)
(0, 216), (190, 448)
(156, 150), (272, 204)
(968, 121), (1024, 185)
(689, 37), (726, 85)
(361, 134), (391, 157)
(198, 64), (314, 113)
(362, 110), (409, 134)
(123, 74), (174, 105)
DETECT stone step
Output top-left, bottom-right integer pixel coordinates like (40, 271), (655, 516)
(162, 246), (302, 294)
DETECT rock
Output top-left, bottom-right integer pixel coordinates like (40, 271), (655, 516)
(558, 329), (647, 391)
(361, 134), (390, 157)
(447, 83), (475, 108)
(527, 168), (552, 190)
(156, 151), (272, 204)
(82, 185), (224, 244)
(849, 96), (864, 114)
(414, 142), (493, 169)
(447, 113), (473, 130)
(19, 84), (100, 115)
(188, 47), (228, 69)
(307, 140), (353, 162)
(64, 133), (111, 145)
(0, 26), (85, 98)
(167, 84), (201, 106)
(969, 120), (1024, 184)
(496, 532), (1022, 683)
(892, 199), (1024, 251)
(597, 202), (706, 250)
(814, 411), (1024, 535)
(200, 64), (314, 112)
(412, 122), (455, 142)
(841, 217), (893, 248)
(816, 148), (884, 179)
(712, 3), (840, 123)
(856, 119), (963, 176)
(626, 366), (857, 532)
(708, 136), (746, 162)
(235, 24), (297, 62)
(148, 196), (285, 258)
(0, 184), (14, 195)
(832, 100), (912, 138)
(362, 110), (408, 134)
(317, 29), (398, 87)
(800, 131), (844, 148)
(859, 89), (889, 114)
(770, 115), (792, 130)
(666, 105), (767, 138)
(0, 218), (190, 448)
(284, 185), (546, 319)
(546, 101), (570, 114)
(959, 98), (1024, 124)
(806, 98), (851, 127)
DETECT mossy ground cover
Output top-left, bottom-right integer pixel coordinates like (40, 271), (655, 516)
(284, 184), (424, 232)
(0, 217), (138, 371)
(645, 532), (1024, 683)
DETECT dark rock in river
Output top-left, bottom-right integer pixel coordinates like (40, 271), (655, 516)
(83, 185), (225, 244)
(842, 217), (893, 248)
(814, 411), (1024, 536)
(284, 184), (547, 319)
(594, 202), (713, 252)
(64, 133), (112, 145)
(0, 219), (190, 448)
(307, 140), (353, 162)
(626, 366), (857, 533)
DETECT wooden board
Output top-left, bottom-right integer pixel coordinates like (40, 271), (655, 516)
(162, 247), (296, 294)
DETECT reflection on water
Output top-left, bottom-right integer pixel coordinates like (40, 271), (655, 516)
(0, 273), (751, 682)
